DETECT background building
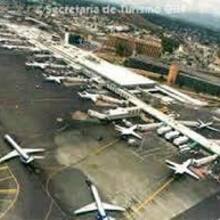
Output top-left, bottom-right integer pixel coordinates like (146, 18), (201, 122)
(106, 34), (162, 58)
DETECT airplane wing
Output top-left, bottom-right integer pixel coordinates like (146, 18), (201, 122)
(185, 168), (200, 180)
(0, 150), (19, 163)
(32, 156), (45, 159)
(207, 126), (220, 132)
(74, 202), (97, 215)
(23, 148), (45, 154)
(131, 132), (142, 140)
(102, 202), (125, 212)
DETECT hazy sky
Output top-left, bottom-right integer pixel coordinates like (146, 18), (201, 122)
(108, 0), (220, 15)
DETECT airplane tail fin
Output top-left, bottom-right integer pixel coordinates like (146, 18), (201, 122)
(167, 165), (176, 171)
(165, 160), (177, 167)
(114, 125), (123, 132)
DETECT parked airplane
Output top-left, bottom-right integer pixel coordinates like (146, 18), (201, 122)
(44, 74), (65, 84)
(165, 159), (200, 180)
(166, 154), (218, 180)
(122, 119), (220, 133)
(196, 120), (220, 132)
(74, 179), (125, 220)
(192, 154), (218, 167)
(78, 91), (100, 103)
(114, 124), (142, 140)
(122, 120), (163, 132)
(0, 134), (45, 164)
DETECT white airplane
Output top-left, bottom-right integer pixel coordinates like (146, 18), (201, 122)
(192, 154), (218, 167)
(74, 179), (125, 220)
(44, 74), (65, 84)
(165, 159), (200, 180)
(196, 120), (220, 132)
(78, 91), (100, 103)
(0, 134), (45, 164)
(114, 124), (142, 140)
(121, 120), (161, 132)
(2, 44), (39, 52)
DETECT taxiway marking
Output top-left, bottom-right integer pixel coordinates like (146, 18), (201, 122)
(0, 189), (17, 195)
(44, 201), (54, 220)
(0, 165), (20, 219)
(0, 176), (13, 183)
(94, 139), (119, 155)
(44, 139), (120, 220)
(133, 177), (174, 215)
(46, 139), (120, 188)
(0, 167), (8, 171)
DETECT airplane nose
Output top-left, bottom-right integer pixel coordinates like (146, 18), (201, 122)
(85, 179), (92, 186)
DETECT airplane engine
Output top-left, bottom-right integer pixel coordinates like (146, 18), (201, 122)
(173, 136), (189, 146)
(157, 126), (172, 135)
(128, 138), (138, 146)
(165, 131), (180, 140)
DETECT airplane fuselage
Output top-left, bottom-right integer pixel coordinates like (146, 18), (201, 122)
(46, 76), (63, 84)
(4, 134), (33, 163)
(90, 184), (109, 220)
(79, 92), (99, 102)
(175, 165), (187, 174)
(74, 180), (124, 218)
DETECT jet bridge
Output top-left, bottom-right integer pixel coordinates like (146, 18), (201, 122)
(106, 83), (220, 155)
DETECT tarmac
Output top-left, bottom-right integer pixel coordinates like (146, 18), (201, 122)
(0, 48), (219, 220)
(174, 191), (220, 220)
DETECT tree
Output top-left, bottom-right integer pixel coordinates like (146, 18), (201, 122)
(162, 37), (180, 54)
